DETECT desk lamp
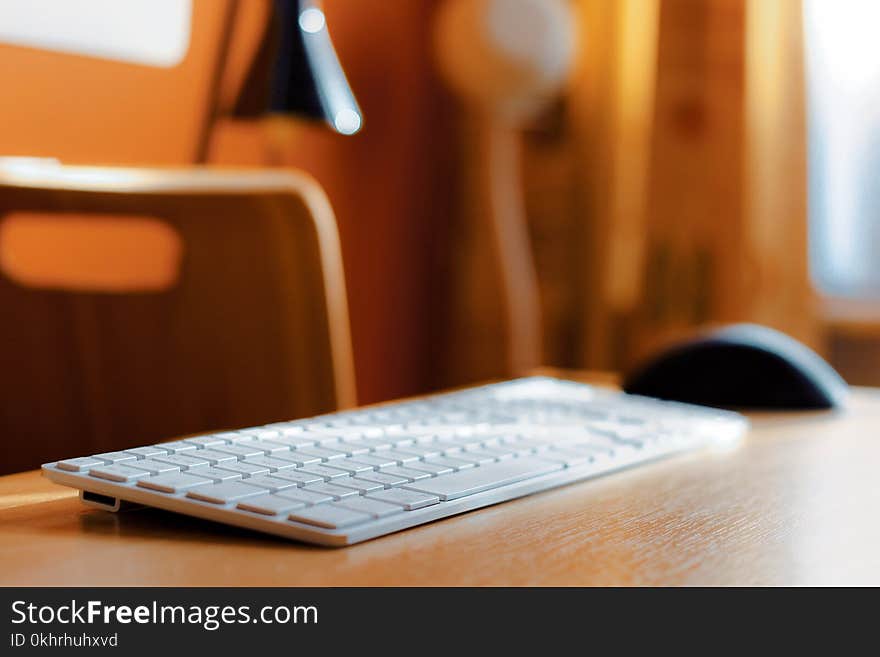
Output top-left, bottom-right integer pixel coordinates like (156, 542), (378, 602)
(433, 0), (576, 375)
(235, 0), (362, 135)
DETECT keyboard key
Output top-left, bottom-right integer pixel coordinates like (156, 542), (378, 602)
(336, 496), (403, 519)
(541, 446), (599, 466)
(57, 457), (105, 472)
(270, 470), (325, 487)
(474, 433), (507, 446)
(213, 461), (271, 477)
(302, 482), (359, 500)
(466, 445), (515, 460)
(244, 456), (298, 472)
(186, 482), (264, 504)
(291, 446), (349, 461)
(92, 451), (138, 463)
(337, 478), (385, 493)
(212, 443), (265, 459)
(238, 475), (297, 492)
(189, 467), (244, 482)
(356, 437), (395, 451)
(366, 411), (407, 425)
(183, 435), (231, 448)
(236, 428), (281, 441)
(297, 464), (350, 480)
(211, 431), (250, 442)
(337, 441), (372, 456)
(381, 449), (423, 465)
(125, 459), (182, 475)
(388, 435), (419, 448)
(403, 457), (561, 501)
(262, 434), (319, 449)
(237, 495), (306, 516)
(186, 449), (238, 464)
(309, 425), (384, 440)
(507, 438), (552, 454)
(445, 436), (489, 450)
(454, 449), (497, 465)
(584, 422), (629, 446)
(403, 462), (454, 477)
(396, 444), (444, 459)
(345, 453), (399, 469)
(89, 464), (151, 482)
(153, 441), (197, 453)
(260, 422), (310, 436)
(366, 488), (440, 510)
(137, 472), (215, 493)
(125, 446), (168, 458)
(395, 423), (450, 438)
(565, 437), (616, 455)
(294, 423), (338, 435)
(152, 454), (210, 470)
(432, 440), (466, 455)
(424, 455), (476, 471)
(407, 432), (447, 444)
(280, 430), (343, 446)
(590, 421), (641, 440)
(276, 488), (334, 505)
(271, 451), (323, 467)
(288, 505), (373, 529)
(250, 440), (297, 454)
(382, 466), (434, 482)
(325, 458), (378, 475)
(353, 471), (410, 488)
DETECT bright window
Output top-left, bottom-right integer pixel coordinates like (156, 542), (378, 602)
(0, 0), (191, 68)
(804, 0), (880, 298)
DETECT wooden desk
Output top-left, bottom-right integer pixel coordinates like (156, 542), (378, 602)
(2, 375), (880, 586)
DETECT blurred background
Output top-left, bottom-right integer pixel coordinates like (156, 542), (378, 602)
(1, 0), (879, 470)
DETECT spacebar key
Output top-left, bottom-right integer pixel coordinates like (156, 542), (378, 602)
(403, 457), (562, 501)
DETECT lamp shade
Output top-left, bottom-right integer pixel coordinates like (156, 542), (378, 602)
(235, 0), (362, 135)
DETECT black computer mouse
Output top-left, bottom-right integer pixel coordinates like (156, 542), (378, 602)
(622, 323), (849, 410)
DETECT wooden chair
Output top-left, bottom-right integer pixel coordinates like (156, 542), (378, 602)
(0, 162), (355, 475)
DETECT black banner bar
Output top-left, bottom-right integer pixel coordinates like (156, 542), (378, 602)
(0, 587), (853, 652)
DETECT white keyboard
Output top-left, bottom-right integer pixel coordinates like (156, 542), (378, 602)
(42, 377), (748, 546)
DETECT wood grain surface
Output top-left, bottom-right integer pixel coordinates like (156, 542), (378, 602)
(2, 373), (879, 586)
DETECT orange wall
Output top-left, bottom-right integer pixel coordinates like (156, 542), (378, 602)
(0, 0), (233, 164)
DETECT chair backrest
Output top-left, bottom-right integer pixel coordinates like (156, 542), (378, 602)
(0, 162), (355, 474)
